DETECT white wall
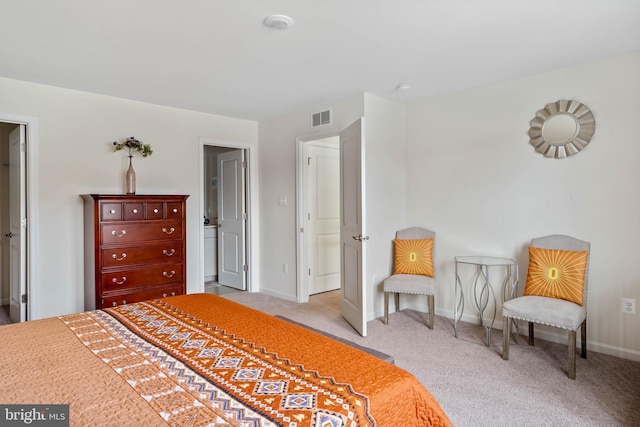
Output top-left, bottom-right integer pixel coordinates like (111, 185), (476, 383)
(362, 93), (409, 318)
(406, 51), (640, 360)
(0, 76), (257, 320)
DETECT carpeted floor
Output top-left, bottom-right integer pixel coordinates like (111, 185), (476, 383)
(224, 290), (640, 427)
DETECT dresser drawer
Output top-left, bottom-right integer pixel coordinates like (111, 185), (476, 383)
(101, 203), (123, 221)
(101, 284), (183, 308)
(101, 264), (184, 292)
(166, 202), (183, 219)
(146, 202), (164, 220)
(101, 221), (183, 244)
(102, 242), (183, 268)
(123, 202), (144, 221)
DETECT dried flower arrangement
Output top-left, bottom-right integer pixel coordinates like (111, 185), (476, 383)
(112, 136), (153, 157)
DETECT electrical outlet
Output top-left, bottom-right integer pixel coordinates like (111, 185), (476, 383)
(621, 298), (636, 315)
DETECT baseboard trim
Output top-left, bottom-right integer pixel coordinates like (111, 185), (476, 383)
(442, 308), (640, 362)
(259, 287), (297, 302)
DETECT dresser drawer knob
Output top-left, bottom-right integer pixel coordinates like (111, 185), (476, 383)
(163, 270), (176, 278)
(162, 249), (176, 256)
(110, 209), (116, 214)
(153, 208), (159, 213)
(112, 277), (127, 285)
(111, 230), (127, 238)
(171, 292), (176, 296)
(172, 208), (178, 213)
(132, 208), (138, 214)
(162, 227), (175, 234)
(122, 300), (127, 305)
(163, 293), (168, 297)
(112, 253), (127, 261)
(112, 302), (117, 307)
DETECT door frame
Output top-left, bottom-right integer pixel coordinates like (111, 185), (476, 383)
(0, 112), (38, 322)
(295, 130), (341, 303)
(199, 137), (258, 293)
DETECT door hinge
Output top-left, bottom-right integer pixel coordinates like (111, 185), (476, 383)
(308, 157), (311, 166)
(243, 212), (248, 220)
(308, 268), (311, 276)
(242, 161), (247, 168)
(21, 294), (28, 304)
(21, 218), (27, 228)
(243, 265), (248, 272)
(20, 143), (26, 153)
(307, 213), (310, 220)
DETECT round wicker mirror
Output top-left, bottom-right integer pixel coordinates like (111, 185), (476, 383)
(528, 100), (595, 158)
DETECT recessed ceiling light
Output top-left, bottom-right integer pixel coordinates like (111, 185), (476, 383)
(395, 83), (411, 91)
(263, 14), (294, 30)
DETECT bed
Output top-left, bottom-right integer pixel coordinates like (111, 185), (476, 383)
(1, 293), (451, 426)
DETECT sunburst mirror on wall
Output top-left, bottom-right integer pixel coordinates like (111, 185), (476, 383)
(528, 100), (595, 159)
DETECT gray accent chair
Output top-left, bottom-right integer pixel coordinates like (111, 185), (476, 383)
(502, 234), (591, 379)
(383, 227), (436, 329)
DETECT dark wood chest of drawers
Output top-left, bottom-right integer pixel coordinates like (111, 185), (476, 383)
(82, 194), (189, 310)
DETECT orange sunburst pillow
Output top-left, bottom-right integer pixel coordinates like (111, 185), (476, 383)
(394, 238), (434, 277)
(524, 246), (588, 305)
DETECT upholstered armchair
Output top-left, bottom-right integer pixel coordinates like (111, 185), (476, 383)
(502, 234), (591, 379)
(383, 227), (436, 329)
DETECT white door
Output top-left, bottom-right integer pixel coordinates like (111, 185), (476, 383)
(340, 119), (367, 336)
(8, 125), (26, 322)
(307, 144), (340, 295)
(217, 150), (246, 290)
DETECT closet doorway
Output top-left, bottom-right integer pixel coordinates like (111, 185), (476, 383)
(0, 116), (34, 324)
(200, 138), (257, 296)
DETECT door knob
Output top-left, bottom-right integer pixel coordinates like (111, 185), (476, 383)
(352, 234), (369, 242)
(4, 232), (14, 238)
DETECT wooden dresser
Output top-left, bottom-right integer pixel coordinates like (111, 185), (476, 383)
(82, 194), (189, 310)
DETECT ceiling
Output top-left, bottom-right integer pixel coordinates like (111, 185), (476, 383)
(1, 1), (639, 121)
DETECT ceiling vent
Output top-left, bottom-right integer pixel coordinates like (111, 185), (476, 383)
(311, 109), (331, 127)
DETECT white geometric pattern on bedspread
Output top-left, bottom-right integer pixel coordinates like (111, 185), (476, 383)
(60, 310), (277, 427)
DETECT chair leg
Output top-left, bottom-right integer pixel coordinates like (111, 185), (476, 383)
(581, 320), (587, 358)
(384, 292), (389, 325)
(395, 293), (400, 313)
(427, 294), (434, 330)
(528, 322), (535, 346)
(568, 330), (577, 379)
(502, 316), (511, 360)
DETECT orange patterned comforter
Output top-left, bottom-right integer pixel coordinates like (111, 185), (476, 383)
(1, 293), (451, 426)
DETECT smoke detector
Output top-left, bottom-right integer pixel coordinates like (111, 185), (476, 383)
(263, 14), (294, 30)
(395, 83), (411, 91)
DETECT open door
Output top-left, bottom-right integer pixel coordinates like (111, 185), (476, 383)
(217, 150), (246, 290)
(8, 125), (26, 322)
(340, 118), (367, 336)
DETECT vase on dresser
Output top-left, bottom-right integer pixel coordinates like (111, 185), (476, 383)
(126, 156), (136, 194)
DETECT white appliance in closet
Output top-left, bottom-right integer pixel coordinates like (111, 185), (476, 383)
(204, 225), (217, 281)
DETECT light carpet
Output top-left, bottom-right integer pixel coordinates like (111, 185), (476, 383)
(224, 290), (640, 427)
